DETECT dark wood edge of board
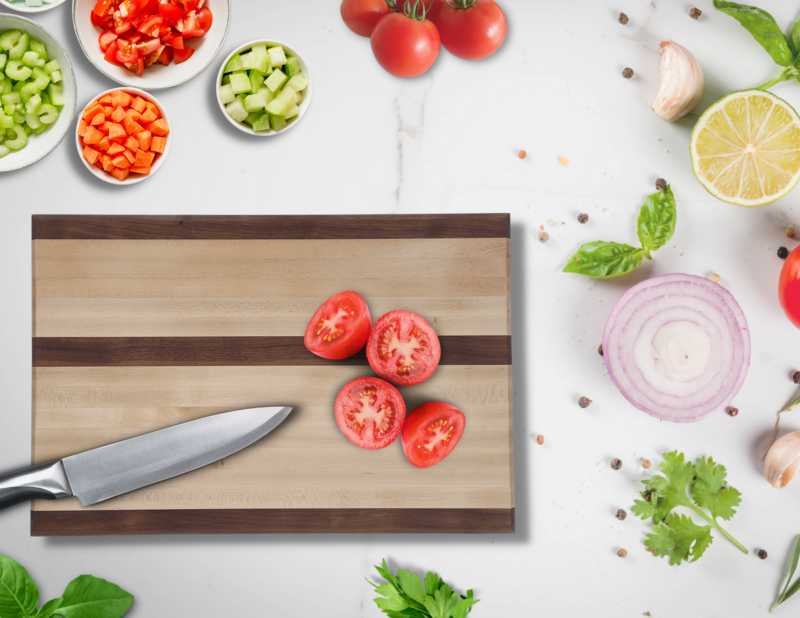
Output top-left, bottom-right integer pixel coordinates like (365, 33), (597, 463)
(32, 214), (511, 240)
(33, 335), (511, 367)
(31, 508), (515, 535)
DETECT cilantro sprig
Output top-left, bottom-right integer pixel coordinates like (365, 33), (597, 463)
(632, 451), (747, 565)
(368, 559), (479, 618)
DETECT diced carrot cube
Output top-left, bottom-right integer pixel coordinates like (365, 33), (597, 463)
(130, 165), (150, 175)
(78, 118), (87, 137)
(140, 108), (157, 123)
(133, 149), (150, 167)
(97, 136), (110, 152)
(108, 123), (127, 142)
(110, 167), (130, 182)
(122, 115), (138, 135)
(102, 106), (115, 116)
(125, 108), (142, 122)
(132, 122), (144, 133)
(135, 130), (152, 151)
(99, 95), (113, 105)
(143, 150), (155, 165)
(107, 142), (125, 155)
(122, 149), (135, 164)
(82, 126), (103, 145)
(148, 119), (169, 137)
(96, 122), (111, 135)
(125, 136), (140, 152)
(81, 104), (103, 121)
(144, 101), (159, 117)
(131, 96), (147, 113)
(150, 136), (166, 153)
(111, 105), (127, 123)
(110, 90), (132, 108)
(90, 112), (105, 126)
(101, 154), (114, 172)
(112, 155), (131, 169)
(83, 146), (100, 165)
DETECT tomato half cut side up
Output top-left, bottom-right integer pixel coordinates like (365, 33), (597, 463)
(334, 377), (406, 450)
(304, 291), (372, 360)
(366, 310), (441, 386)
(401, 402), (466, 468)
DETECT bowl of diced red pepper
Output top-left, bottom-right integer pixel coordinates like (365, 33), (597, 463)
(77, 88), (171, 184)
(73, 0), (231, 89)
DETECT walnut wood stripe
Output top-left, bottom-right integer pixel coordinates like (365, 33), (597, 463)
(32, 215), (511, 240)
(31, 508), (515, 535)
(33, 335), (511, 367)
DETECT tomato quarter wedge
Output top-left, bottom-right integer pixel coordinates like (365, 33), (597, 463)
(401, 402), (465, 468)
(334, 377), (406, 450)
(366, 310), (441, 386)
(304, 291), (371, 360)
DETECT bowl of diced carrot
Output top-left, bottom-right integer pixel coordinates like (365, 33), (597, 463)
(76, 87), (171, 184)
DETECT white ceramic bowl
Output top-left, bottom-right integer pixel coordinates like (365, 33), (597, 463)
(216, 40), (313, 137)
(76, 87), (172, 185)
(0, 13), (76, 172)
(0, 0), (66, 14)
(72, 0), (231, 90)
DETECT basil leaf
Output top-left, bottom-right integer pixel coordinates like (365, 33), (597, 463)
(57, 575), (133, 618)
(637, 185), (676, 253)
(0, 553), (39, 618)
(790, 16), (800, 55)
(713, 0), (794, 67)
(35, 598), (63, 618)
(563, 241), (644, 278)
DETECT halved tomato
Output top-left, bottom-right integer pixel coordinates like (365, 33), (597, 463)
(304, 291), (372, 360)
(173, 45), (195, 64)
(334, 377), (406, 450)
(366, 310), (441, 386)
(401, 402), (466, 468)
(196, 6), (213, 31)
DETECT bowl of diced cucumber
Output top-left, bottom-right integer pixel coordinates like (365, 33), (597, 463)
(216, 40), (312, 136)
(0, 0), (66, 14)
(0, 14), (76, 172)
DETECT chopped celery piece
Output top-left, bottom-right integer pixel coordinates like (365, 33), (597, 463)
(265, 68), (287, 92)
(285, 56), (302, 77)
(224, 54), (243, 73)
(21, 82), (39, 97)
(269, 114), (287, 132)
(25, 93), (41, 114)
(4, 124), (26, 150)
(32, 67), (50, 90)
(3, 104), (13, 115)
(244, 111), (260, 126)
(25, 111), (41, 129)
(12, 112), (24, 124)
(0, 54), (5, 71)
(5, 60), (31, 81)
(38, 103), (57, 124)
(0, 144), (8, 159)
(244, 90), (267, 113)
(218, 83), (235, 104)
(285, 105), (300, 120)
(225, 96), (248, 123)
(1, 92), (20, 105)
(0, 78), (8, 95)
(0, 110), (12, 129)
(22, 51), (44, 68)
(29, 40), (47, 61)
(229, 72), (251, 94)
(285, 73), (307, 92)
(252, 113), (271, 132)
(268, 46), (286, 67)
(21, 123), (32, 136)
(248, 70), (263, 92)
(9, 33), (30, 60)
(49, 70), (61, 84)
(44, 59), (60, 74)
(32, 123), (47, 135)
(48, 84), (64, 106)
(0, 31), (21, 52)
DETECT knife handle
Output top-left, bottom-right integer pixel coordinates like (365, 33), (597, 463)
(0, 461), (72, 511)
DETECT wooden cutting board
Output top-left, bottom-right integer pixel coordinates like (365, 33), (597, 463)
(31, 214), (513, 535)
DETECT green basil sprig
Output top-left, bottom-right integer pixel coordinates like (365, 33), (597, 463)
(563, 185), (676, 278)
(0, 553), (133, 618)
(714, 0), (800, 88)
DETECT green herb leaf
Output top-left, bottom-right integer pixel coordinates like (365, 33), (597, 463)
(422, 585), (459, 618)
(713, 0), (794, 67)
(0, 553), (39, 618)
(637, 185), (676, 253)
(35, 598), (63, 618)
(691, 456), (742, 521)
(423, 572), (441, 597)
(450, 592), (479, 618)
(384, 609), (428, 618)
(645, 513), (714, 565)
(375, 583), (410, 613)
(772, 536), (800, 611)
(790, 16), (800, 55)
(396, 570), (427, 605)
(562, 241), (644, 278)
(632, 451), (695, 524)
(56, 575), (133, 618)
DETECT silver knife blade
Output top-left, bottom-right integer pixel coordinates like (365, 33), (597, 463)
(62, 406), (292, 507)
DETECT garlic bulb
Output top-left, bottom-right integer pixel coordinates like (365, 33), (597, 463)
(764, 431), (800, 488)
(652, 40), (705, 122)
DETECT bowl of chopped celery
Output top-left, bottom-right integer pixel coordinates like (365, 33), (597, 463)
(0, 0), (67, 14)
(0, 14), (76, 172)
(216, 40), (313, 136)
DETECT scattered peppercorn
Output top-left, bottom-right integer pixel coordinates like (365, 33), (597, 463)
(579, 397), (592, 409)
(538, 231), (550, 244)
(518, 150), (527, 159)
(793, 371), (800, 384)
(622, 67), (634, 79)
(689, 7), (702, 19)
(709, 273), (721, 283)
(617, 548), (628, 558)
(779, 246), (790, 260)
(578, 213), (589, 224)
(655, 178), (667, 191)
(644, 491), (652, 502)
(787, 228), (796, 239)
(727, 407), (739, 417)
(536, 434), (544, 445)
(615, 509), (627, 521)
(619, 12), (629, 24)
(598, 344), (604, 356)
(611, 458), (622, 470)
(758, 549), (768, 560)
(642, 459), (652, 469)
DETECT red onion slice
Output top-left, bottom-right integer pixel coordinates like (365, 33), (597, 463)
(602, 274), (750, 422)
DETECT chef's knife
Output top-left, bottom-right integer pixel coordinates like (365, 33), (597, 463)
(0, 406), (292, 511)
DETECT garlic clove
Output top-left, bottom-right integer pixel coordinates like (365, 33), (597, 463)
(764, 431), (800, 488)
(652, 40), (705, 122)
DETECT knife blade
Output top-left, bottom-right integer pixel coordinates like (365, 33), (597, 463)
(0, 406), (292, 510)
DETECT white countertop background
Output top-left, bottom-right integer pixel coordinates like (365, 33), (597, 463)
(3, 0), (800, 615)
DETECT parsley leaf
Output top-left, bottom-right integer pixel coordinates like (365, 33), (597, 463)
(633, 452), (748, 564)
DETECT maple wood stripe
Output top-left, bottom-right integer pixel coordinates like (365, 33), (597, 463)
(32, 336), (512, 367)
(31, 508), (515, 536)
(32, 214), (511, 240)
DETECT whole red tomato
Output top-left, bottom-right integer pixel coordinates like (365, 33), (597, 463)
(780, 245), (800, 329)
(427, 0), (506, 60)
(371, 1), (440, 78)
(341, 0), (395, 37)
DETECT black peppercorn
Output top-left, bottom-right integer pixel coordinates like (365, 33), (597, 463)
(611, 458), (622, 470)
(579, 397), (592, 409)
(577, 213), (589, 224)
(758, 549), (768, 560)
(689, 7), (702, 19)
(655, 178), (667, 191)
(779, 246), (789, 259)
(619, 12), (629, 24)
(793, 371), (800, 384)
(598, 344), (604, 356)
(615, 509), (627, 521)
(622, 67), (634, 79)
(727, 407), (739, 417)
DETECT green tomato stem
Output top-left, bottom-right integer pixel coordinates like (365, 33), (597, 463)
(687, 502), (748, 555)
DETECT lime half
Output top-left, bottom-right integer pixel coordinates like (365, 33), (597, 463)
(690, 90), (800, 207)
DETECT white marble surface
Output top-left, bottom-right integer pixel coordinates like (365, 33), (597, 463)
(4, 0), (800, 615)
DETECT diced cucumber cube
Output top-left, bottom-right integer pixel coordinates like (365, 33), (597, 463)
(0, 31), (21, 53)
(244, 111), (260, 126)
(5, 60), (31, 81)
(241, 49), (269, 74)
(4, 124), (26, 150)
(22, 51), (44, 68)
(285, 74), (307, 92)
(0, 54), (6, 71)
(9, 33), (30, 60)
(26, 0), (44, 7)
(222, 74), (231, 85)
(251, 44), (268, 56)
(244, 90), (267, 113)
(38, 103), (57, 124)
(30, 40), (47, 61)
(25, 111), (41, 129)
(248, 70), (263, 93)
(44, 59), (60, 74)
(224, 53), (243, 73)
(285, 55), (302, 77)
(49, 70), (61, 84)
(265, 98), (287, 116)
(268, 46), (286, 67)
(265, 68), (287, 92)
(275, 86), (296, 107)
(285, 105), (300, 120)
(218, 83), (235, 104)
(257, 86), (275, 105)
(48, 84), (64, 106)
(229, 72), (251, 94)
(269, 114), (287, 132)
(225, 96), (248, 123)
(252, 113), (271, 132)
